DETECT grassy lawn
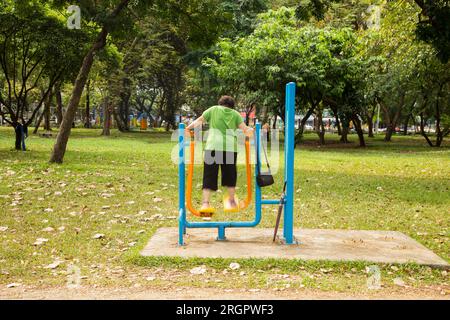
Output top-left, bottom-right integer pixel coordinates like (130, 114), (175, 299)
(0, 127), (448, 295)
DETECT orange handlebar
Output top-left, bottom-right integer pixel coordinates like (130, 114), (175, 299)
(186, 132), (252, 216)
(239, 137), (252, 210)
(186, 132), (202, 217)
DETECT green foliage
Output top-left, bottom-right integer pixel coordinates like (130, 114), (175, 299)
(292, 0), (450, 63)
(0, 0), (90, 126)
(414, 0), (450, 63)
(359, 0), (450, 144)
(208, 7), (359, 118)
(221, 0), (269, 37)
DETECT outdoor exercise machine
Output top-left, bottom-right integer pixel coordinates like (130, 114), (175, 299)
(177, 82), (296, 245)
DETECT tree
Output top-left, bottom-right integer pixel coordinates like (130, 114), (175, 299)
(414, 53), (450, 146)
(359, 0), (424, 142)
(49, 0), (134, 162)
(49, 0), (232, 162)
(0, 1), (86, 150)
(209, 7), (363, 145)
(294, 0), (450, 63)
(414, 0), (450, 63)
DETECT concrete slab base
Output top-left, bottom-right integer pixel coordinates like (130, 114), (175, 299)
(141, 227), (449, 268)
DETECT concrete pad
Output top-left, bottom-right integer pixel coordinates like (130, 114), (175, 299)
(141, 227), (449, 268)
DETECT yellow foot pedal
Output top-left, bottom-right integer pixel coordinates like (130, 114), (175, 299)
(198, 207), (215, 218)
(223, 196), (240, 213)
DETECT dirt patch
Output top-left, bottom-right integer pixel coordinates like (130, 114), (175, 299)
(1, 285), (448, 300)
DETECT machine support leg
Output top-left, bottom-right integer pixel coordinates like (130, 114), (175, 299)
(283, 82), (296, 244)
(178, 123), (186, 246)
(217, 226), (226, 241)
(179, 213), (185, 246)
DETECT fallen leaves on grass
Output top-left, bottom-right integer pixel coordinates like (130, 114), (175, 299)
(44, 260), (63, 269)
(190, 266), (207, 275)
(93, 233), (105, 239)
(229, 262), (240, 270)
(33, 238), (48, 246)
(5, 170), (16, 176)
(100, 193), (115, 198)
(393, 277), (406, 287)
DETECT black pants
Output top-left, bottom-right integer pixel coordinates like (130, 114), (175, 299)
(202, 150), (238, 191)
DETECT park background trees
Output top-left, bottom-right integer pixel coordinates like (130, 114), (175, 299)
(0, 0), (449, 160)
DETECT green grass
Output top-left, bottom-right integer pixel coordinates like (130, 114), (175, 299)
(0, 127), (448, 293)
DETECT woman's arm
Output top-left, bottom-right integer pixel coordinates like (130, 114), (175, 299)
(239, 122), (254, 137)
(186, 116), (205, 131)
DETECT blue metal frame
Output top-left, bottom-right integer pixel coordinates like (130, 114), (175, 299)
(283, 82), (296, 244)
(178, 82), (296, 245)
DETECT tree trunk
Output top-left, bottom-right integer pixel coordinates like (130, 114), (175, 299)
(384, 109), (402, 142)
(352, 114), (366, 147)
(33, 110), (45, 134)
(335, 114), (342, 136)
(294, 107), (314, 146)
(113, 109), (127, 132)
(340, 126), (349, 143)
(55, 86), (63, 127)
(434, 84), (444, 147)
(340, 116), (350, 143)
(116, 77), (131, 132)
(384, 125), (394, 142)
(102, 102), (112, 136)
(385, 107), (402, 142)
(49, 0), (130, 163)
(261, 105), (269, 125)
(367, 118), (374, 138)
(366, 111), (373, 138)
(403, 114), (410, 135)
(50, 29), (108, 162)
(85, 79), (91, 128)
(382, 95), (404, 142)
(420, 113), (434, 147)
(43, 90), (53, 131)
(315, 109), (325, 145)
(330, 106), (342, 135)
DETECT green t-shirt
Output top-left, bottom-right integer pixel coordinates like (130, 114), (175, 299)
(202, 105), (243, 152)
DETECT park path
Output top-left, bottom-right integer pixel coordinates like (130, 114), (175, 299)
(1, 286), (448, 300)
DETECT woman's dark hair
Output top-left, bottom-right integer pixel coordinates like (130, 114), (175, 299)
(218, 96), (235, 109)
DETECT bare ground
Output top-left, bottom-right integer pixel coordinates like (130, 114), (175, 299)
(1, 285), (449, 300)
